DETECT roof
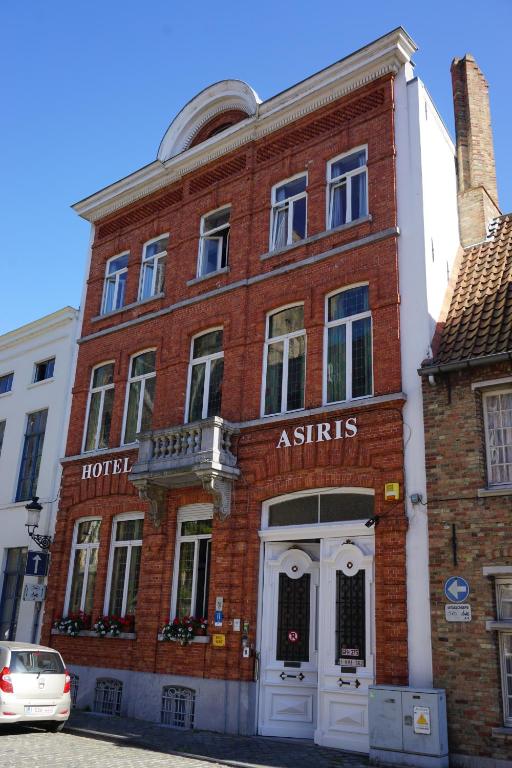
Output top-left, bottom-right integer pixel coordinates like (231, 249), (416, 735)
(424, 214), (512, 372)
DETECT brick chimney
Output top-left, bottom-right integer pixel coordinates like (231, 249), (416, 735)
(451, 54), (500, 246)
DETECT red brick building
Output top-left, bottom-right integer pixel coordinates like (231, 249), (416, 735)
(43, 29), (461, 752)
(421, 56), (512, 767)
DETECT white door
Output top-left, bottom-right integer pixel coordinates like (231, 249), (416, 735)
(258, 542), (319, 738)
(315, 536), (374, 752)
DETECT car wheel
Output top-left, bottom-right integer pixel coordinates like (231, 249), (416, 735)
(44, 721), (66, 732)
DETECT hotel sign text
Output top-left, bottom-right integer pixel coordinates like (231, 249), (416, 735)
(277, 417), (358, 448)
(82, 456), (131, 480)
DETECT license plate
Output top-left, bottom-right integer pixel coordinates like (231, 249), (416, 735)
(24, 706), (55, 715)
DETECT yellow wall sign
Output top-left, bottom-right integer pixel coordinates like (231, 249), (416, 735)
(384, 482), (400, 501)
(212, 634), (226, 647)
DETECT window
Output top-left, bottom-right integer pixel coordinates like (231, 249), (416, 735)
(263, 305), (305, 416)
(186, 330), (223, 422)
(483, 391), (512, 486)
(83, 362), (115, 452)
(198, 208), (230, 277)
(0, 372), (13, 394)
(0, 548), (27, 640)
(102, 253), (128, 314)
(325, 285), (372, 403)
(0, 420), (5, 455)
(33, 357), (55, 383)
(172, 508), (212, 620)
(94, 678), (122, 716)
(65, 519), (101, 615)
(15, 409), (48, 502)
(139, 235), (168, 300)
(106, 515), (143, 617)
(161, 686), (195, 729)
(494, 579), (512, 726)
(122, 350), (156, 444)
(327, 147), (367, 229)
(267, 491), (374, 527)
(270, 175), (307, 250)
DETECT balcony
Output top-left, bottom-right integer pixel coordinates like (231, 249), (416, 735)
(130, 417), (240, 525)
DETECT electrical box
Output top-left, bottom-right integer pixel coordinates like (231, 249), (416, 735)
(369, 686), (448, 768)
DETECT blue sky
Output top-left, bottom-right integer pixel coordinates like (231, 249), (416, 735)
(1, 1), (510, 334)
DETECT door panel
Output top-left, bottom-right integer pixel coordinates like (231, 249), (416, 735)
(258, 543), (319, 738)
(315, 536), (374, 752)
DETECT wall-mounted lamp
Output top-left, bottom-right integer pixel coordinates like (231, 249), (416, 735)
(25, 497), (52, 552)
(364, 516), (379, 528)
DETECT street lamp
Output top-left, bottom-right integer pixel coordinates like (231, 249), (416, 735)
(25, 497), (52, 551)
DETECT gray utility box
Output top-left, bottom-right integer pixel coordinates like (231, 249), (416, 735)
(369, 685), (448, 768)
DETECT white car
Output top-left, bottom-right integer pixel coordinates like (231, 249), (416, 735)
(0, 641), (70, 731)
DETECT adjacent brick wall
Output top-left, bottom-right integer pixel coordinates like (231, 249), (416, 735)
(423, 362), (512, 762)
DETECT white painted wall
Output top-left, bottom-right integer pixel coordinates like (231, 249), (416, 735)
(394, 66), (460, 686)
(0, 307), (79, 642)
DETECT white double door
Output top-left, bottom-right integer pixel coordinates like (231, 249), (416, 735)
(258, 536), (374, 753)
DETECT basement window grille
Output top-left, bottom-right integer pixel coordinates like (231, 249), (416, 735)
(70, 672), (79, 708)
(161, 686), (195, 729)
(93, 678), (123, 716)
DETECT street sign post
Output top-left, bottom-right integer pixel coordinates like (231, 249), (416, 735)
(25, 551), (50, 577)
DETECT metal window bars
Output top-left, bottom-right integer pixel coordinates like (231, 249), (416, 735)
(161, 686), (195, 729)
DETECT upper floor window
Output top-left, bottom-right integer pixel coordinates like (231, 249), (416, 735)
(494, 578), (512, 727)
(83, 362), (114, 453)
(105, 515), (143, 617)
(33, 358), (55, 383)
(102, 253), (128, 314)
(198, 208), (230, 277)
(263, 305), (305, 416)
(123, 350), (156, 444)
(325, 285), (372, 403)
(172, 507), (212, 620)
(139, 236), (168, 301)
(65, 519), (101, 616)
(187, 330), (223, 422)
(270, 175), (307, 251)
(327, 147), (367, 229)
(483, 390), (512, 486)
(15, 409), (48, 502)
(0, 420), (5, 456)
(0, 372), (13, 395)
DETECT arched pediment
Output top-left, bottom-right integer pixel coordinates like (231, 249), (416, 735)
(157, 79), (261, 162)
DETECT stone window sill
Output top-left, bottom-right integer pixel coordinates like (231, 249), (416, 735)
(51, 628), (136, 640)
(492, 727), (512, 739)
(187, 267), (230, 286)
(485, 621), (512, 632)
(91, 293), (165, 323)
(157, 634), (210, 644)
(260, 215), (372, 261)
(477, 486), (512, 498)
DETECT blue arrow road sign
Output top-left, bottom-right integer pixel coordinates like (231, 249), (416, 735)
(444, 576), (470, 603)
(26, 551), (49, 577)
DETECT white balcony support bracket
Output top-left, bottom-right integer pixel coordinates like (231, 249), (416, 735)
(199, 471), (233, 520)
(136, 480), (168, 528)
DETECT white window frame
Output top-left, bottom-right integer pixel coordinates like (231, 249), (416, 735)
(138, 234), (169, 301)
(482, 388), (512, 488)
(261, 303), (306, 417)
(170, 504), (213, 620)
(323, 283), (373, 405)
(82, 361), (115, 453)
(185, 328), (224, 423)
(104, 512), (144, 617)
(102, 252), (129, 315)
(269, 173), (307, 251)
(63, 517), (101, 615)
(32, 357), (55, 383)
(197, 206), (230, 277)
(326, 145), (368, 230)
(492, 578), (512, 727)
(122, 348), (157, 445)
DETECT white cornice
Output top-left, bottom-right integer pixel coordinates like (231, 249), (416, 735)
(0, 307), (79, 350)
(73, 28), (417, 223)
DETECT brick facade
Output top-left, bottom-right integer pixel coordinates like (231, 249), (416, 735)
(423, 364), (512, 764)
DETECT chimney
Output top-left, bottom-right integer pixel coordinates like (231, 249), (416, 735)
(451, 54), (500, 246)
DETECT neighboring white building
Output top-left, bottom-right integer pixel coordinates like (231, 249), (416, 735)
(0, 307), (79, 642)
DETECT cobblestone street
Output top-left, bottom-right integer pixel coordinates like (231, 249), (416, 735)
(0, 711), (372, 768)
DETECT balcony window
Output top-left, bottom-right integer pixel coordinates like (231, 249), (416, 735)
(123, 350), (156, 444)
(187, 330), (223, 422)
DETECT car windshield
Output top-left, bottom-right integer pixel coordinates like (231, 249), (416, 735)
(10, 650), (64, 674)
